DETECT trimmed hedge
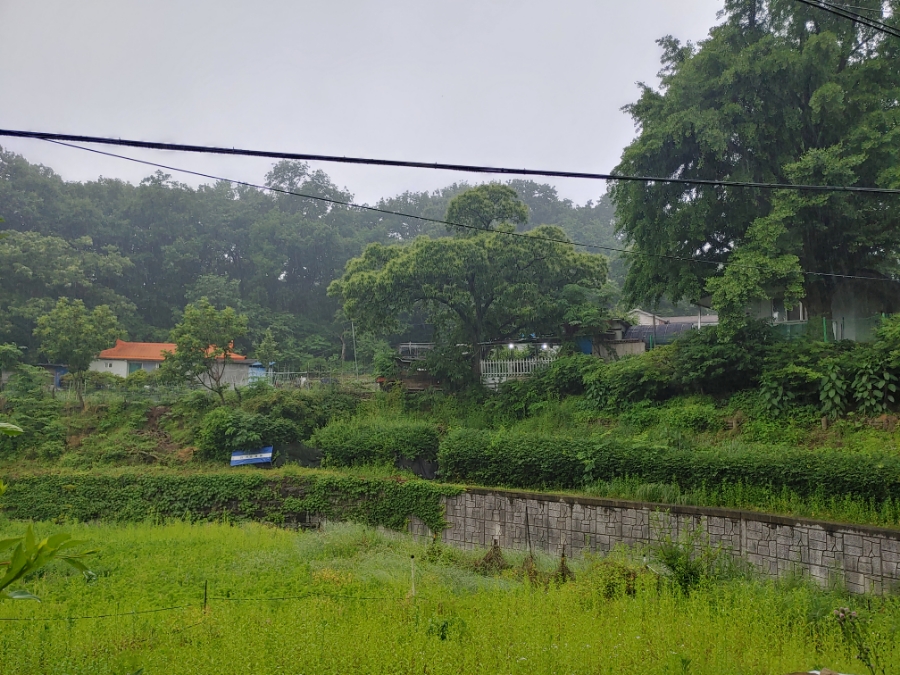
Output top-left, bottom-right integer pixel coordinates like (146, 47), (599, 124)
(437, 429), (900, 501)
(313, 419), (440, 467)
(0, 470), (460, 532)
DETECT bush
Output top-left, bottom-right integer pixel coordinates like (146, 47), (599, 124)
(241, 386), (361, 440)
(585, 346), (677, 410)
(313, 419), (440, 467)
(0, 366), (66, 457)
(437, 428), (900, 501)
(669, 320), (774, 395)
(487, 354), (599, 422)
(438, 429), (586, 488)
(196, 407), (300, 462)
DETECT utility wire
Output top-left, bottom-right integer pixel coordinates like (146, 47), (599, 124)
(793, 0), (900, 39)
(0, 604), (195, 622)
(44, 138), (899, 284)
(5, 127), (900, 195)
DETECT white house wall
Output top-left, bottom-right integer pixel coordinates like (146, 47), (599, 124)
(89, 359), (129, 378)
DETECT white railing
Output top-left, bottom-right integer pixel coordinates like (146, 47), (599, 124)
(267, 371), (310, 388)
(480, 358), (555, 389)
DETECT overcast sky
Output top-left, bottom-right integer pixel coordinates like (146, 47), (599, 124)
(0, 0), (723, 206)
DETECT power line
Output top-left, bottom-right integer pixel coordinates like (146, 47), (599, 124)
(4, 127), (900, 195)
(43, 138), (899, 284)
(793, 0), (900, 39)
(0, 604), (195, 622)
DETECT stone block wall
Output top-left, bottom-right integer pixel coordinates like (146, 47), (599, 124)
(408, 488), (900, 594)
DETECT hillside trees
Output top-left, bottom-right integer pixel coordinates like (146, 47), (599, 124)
(1, 147), (620, 362)
(33, 298), (122, 407)
(612, 0), (900, 319)
(0, 230), (133, 352)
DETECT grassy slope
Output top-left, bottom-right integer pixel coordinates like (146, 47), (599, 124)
(0, 520), (896, 674)
(5, 388), (900, 528)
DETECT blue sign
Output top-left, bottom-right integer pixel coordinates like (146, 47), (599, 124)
(230, 447), (274, 466)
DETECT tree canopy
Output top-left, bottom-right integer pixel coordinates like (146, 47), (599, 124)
(162, 298), (249, 401)
(329, 187), (608, 369)
(612, 0), (900, 318)
(33, 298), (122, 406)
(0, 148), (617, 365)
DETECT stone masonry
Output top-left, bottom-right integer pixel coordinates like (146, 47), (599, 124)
(408, 488), (900, 594)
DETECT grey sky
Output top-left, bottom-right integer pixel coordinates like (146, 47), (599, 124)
(0, 0), (723, 206)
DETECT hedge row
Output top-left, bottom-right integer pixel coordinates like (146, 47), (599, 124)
(313, 419), (440, 466)
(437, 429), (900, 501)
(0, 470), (460, 532)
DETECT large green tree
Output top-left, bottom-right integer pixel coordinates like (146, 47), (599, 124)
(329, 186), (607, 372)
(612, 0), (900, 319)
(33, 298), (122, 407)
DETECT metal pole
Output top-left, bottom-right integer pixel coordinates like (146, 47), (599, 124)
(351, 321), (359, 380)
(410, 555), (416, 597)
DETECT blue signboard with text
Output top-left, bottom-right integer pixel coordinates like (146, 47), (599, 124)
(230, 447), (274, 467)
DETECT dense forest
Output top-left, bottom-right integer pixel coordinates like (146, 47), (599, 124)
(0, 148), (618, 366)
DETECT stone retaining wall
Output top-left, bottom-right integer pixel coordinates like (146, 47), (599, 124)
(409, 488), (900, 594)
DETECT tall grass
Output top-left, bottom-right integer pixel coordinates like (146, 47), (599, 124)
(583, 477), (900, 528)
(0, 520), (896, 674)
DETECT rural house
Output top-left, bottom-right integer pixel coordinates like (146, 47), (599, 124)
(89, 339), (252, 386)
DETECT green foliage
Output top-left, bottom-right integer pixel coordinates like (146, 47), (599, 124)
(241, 385), (361, 440)
(0, 524), (94, 601)
(612, 1), (900, 316)
(438, 429), (584, 489)
(650, 523), (740, 594)
(314, 419), (440, 467)
(196, 407), (297, 462)
(33, 297), (122, 406)
(851, 347), (897, 417)
(0, 228), (133, 355)
(162, 298), (249, 402)
(0, 365), (65, 458)
(585, 346), (676, 410)
(329, 185), (607, 372)
(438, 428), (900, 502)
(0, 470), (460, 533)
(0, 522), (893, 674)
(444, 183), (529, 235)
(668, 321), (774, 395)
(487, 354), (598, 422)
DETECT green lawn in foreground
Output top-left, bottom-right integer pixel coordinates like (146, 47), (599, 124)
(0, 520), (897, 674)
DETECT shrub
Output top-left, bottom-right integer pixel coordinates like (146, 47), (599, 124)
(0, 366), (66, 457)
(196, 407), (299, 462)
(669, 320), (774, 395)
(438, 429), (586, 488)
(314, 419), (441, 466)
(437, 428), (900, 501)
(585, 346), (677, 411)
(487, 354), (599, 422)
(241, 386), (361, 440)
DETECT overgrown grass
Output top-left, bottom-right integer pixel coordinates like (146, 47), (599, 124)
(581, 477), (900, 529)
(0, 520), (897, 674)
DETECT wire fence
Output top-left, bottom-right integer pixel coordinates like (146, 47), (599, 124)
(0, 586), (412, 622)
(771, 315), (883, 343)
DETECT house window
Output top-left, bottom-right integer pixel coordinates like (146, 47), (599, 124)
(772, 299), (806, 322)
(106, 362), (113, 368)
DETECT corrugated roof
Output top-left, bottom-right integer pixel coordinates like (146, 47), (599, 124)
(97, 339), (246, 362)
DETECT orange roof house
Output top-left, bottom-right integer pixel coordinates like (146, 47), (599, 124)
(91, 340), (248, 379)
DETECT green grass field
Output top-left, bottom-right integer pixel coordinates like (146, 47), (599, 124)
(1, 520), (897, 674)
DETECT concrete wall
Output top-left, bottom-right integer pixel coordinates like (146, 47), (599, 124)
(409, 488), (900, 594)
